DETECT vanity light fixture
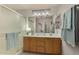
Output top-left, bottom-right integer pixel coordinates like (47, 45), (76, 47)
(42, 12), (45, 16)
(38, 13), (41, 16)
(32, 9), (51, 17)
(45, 12), (49, 15)
(34, 13), (37, 16)
(33, 12), (49, 16)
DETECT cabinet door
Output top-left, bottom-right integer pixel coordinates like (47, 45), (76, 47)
(23, 38), (30, 51)
(30, 38), (36, 52)
(52, 39), (62, 54)
(36, 38), (45, 47)
(36, 38), (45, 53)
(45, 39), (54, 54)
(45, 38), (62, 54)
(36, 46), (45, 53)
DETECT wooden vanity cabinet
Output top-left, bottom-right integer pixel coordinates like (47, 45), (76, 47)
(30, 39), (37, 52)
(23, 37), (62, 55)
(23, 37), (30, 51)
(53, 39), (62, 54)
(45, 38), (54, 54)
(44, 38), (61, 54)
(36, 38), (45, 53)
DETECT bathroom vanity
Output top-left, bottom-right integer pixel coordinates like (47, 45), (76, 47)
(23, 36), (62, 55)
(23, 15), (62, 55)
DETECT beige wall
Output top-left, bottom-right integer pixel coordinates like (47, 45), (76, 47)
(0, 5), (25, 33)
(0, 5), (25, 54)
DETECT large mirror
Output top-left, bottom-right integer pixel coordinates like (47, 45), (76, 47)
(28, 17), (36, 35)
(27, 16), (55, 35)
(36, 16), (55, 33)
(25, 17), (36, 35)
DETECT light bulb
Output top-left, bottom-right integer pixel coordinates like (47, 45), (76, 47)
(46, 12), (49, 15)
(38, 13), (41, 16)
(42, 12), (45, 15)
(34, 13), (37, 16)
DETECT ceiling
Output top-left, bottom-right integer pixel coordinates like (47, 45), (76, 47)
(4, 4), (74, 17)
(4, 4), (63, 16)
(4, 4), (61, 10)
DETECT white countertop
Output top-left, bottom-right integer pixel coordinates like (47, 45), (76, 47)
(24, 34), (61, 38)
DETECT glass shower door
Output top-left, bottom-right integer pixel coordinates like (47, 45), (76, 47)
(6, 33), (19, 51)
